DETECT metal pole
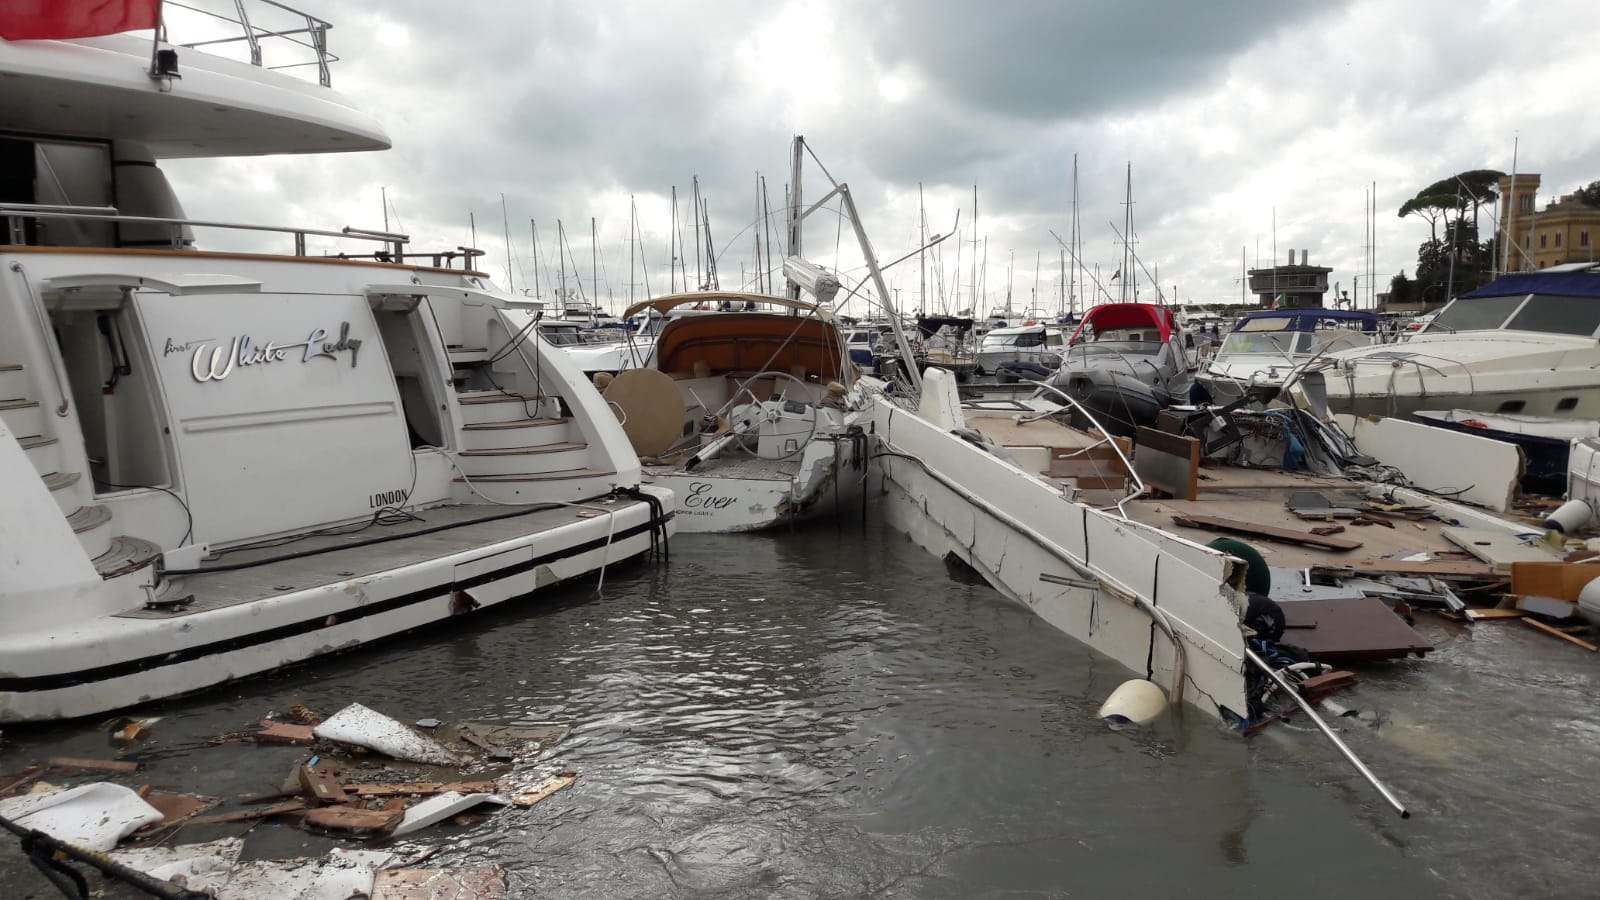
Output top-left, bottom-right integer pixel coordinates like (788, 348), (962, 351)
(1242, 647), (1411, 819)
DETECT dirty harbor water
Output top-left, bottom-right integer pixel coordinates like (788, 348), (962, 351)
(3, 517), (1593, 898)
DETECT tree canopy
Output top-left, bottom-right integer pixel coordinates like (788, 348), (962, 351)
(1577, 179), (1600, 208)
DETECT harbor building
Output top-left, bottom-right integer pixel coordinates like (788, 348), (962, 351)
(1498, 174), (1600, 271)
(1246, 250), (1332, 308)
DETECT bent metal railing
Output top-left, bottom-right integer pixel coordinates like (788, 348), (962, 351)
(162, 0), (338, 87)
(0, 204), (486, 271)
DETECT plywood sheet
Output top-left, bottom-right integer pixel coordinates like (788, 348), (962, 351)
(1281, 598), (1433, 660)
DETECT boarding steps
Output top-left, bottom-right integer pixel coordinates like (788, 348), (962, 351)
(1, 363), (174, 599)
(444, 344), (618, 503)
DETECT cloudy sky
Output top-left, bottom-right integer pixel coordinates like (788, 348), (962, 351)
(163, 0), (1600, 317)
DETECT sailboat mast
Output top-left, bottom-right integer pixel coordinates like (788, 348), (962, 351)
(787, 137), (804, 300)
(693, 176), (703, 291)
(591, 217), (598, 310)
(381, 185), (389, 233)
(628, 198), (635, 307)
(761, 175), (775, 296)
(500, 194), (513, 293)
(971, 185), (979, 313)
(669, 186), (679, 294)
(557, 219), (566, 305)
(918, 183), (927, 315)
(530, 219), (542, 301)
(1120, 163), (1133, 304)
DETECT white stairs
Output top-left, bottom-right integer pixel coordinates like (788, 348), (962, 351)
(445, 344), (618, 503)
(0, 363), (168, 594)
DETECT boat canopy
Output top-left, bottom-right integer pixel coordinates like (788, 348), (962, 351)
(622, 292), (831, 321)
(1231, 309), (1378, 333)
(653, 312), (849, 381)
(1460, 267), (1600, 299)
(1067, 303), (1176, 344)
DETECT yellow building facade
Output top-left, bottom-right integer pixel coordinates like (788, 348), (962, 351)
(1497, 173), (1600, 271)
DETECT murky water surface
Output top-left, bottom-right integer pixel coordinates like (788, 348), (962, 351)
(3, 520), (1595, 898)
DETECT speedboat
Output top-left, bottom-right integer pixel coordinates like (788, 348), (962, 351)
(1307, 265), (1600, 419)
(1193, 309), (1378, 405)
(973, 323), (1065, 376)
(0, 4), (671, 721)
(600, 292), (874, 532)
(1042, 303), (1195, 436)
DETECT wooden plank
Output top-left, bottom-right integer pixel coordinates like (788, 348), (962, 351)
(0, 767), (45, 798)
(304, 805), (404, 837)
(188, 799), (306, 825)
(1522, 617), (1600, 652)
(1280, 598), (1433, 660)
(373, 867), (506, 900)
(141, 791), (216, 825)
(1312, 559), (1496, 579)
(345, 781), (501, 798)
(1171, 513), (1363, 552)
(298, 766), (347, 805)
(255, 721), (316, 745)
(510, 772), (577, 809)
(1134, 426), (1199, 501)
(1464, 608), (1528, 621)
(47, 756), (138, 774)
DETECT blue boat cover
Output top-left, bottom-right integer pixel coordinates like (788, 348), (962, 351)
(1461, 271), (1600, 299)
(1228, 309), (1378, 332)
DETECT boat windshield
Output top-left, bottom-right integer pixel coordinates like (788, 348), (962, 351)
(1217, 331), (1311, 357)
(1065, 340), (1163, 359)
(1504, 295), (1600, 336)
(1427, 295), (1527, 332)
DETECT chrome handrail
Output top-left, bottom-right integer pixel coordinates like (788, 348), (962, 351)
(162, 0), (338, 87)
(8, 263), (71, 417)
(0, 206), (492, 270)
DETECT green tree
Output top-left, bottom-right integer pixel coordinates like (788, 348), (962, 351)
(1388, 270), (1415, 306)
(1576, 179), (1600, 208)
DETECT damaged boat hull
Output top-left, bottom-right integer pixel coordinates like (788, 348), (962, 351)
(871, 369), (1249, 723)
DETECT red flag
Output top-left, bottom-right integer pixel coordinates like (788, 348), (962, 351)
(0, 1), (160, 41)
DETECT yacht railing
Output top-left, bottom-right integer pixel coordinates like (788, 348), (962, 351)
(0, 204), (486, 271)
(163, 0), (338, 87)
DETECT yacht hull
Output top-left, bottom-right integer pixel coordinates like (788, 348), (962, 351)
(0, 491), (673, 722)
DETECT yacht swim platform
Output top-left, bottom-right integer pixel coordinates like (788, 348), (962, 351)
(116, 498), (665, 621)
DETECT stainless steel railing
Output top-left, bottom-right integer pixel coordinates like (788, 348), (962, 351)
(162, 0), (339, 87)
(0, 204), (486, 271)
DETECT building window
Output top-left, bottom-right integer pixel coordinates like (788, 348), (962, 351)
(1540, 233), (1548, 248)
(1556, 232), (1563, 248)
(1520, 195), (1533, 212)
(1583, 230), (1591, 248)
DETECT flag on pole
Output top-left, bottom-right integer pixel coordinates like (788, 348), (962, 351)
(1271, 293), (1287, 310)
(0, 0), (160, 41)
(1109, 269), (1121, 282)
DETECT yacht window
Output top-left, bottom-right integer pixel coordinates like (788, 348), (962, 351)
(1427, 295), (1527, 332)
(1558, 397), (1580, 411)
(1504, 295), (1600, 336)
(1014, 331), (1046, 347)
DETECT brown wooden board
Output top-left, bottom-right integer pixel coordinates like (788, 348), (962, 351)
(304, 805), (404, 837)
(1133, 427), (1199, 500)
(373, 867), (506, 899)
(1510, 561), (1600, 602)
(1313, 559), (1497, 579)
(1279, 598), (1433, 661)
(345, 781), (502, 798)
(47, 757), (138, 773)
(188, 799), (306, 825)
(298, 766), (347, 805)
(255, 721), (316, 745)
(1522, 617), (1599, 652)
(1171, 513), (1364, 551)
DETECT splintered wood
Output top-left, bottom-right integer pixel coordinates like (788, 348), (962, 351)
(373, 867), (506, 899)
(511, 772), (577, 808)
(1170, 513), (1364, 552)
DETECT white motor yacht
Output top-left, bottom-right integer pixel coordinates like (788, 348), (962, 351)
(1194, 309), (1379, 405)
(0, 4), (671, 722)
(973, 322), (1065, 376)
(1308, 265), (1600, 419)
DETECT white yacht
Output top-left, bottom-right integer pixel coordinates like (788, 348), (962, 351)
(0, 4), (671, 722)
(1308, 265), (1600, 419)
(972, 322), (1065, 376)
(1194, 309), (1378, 405)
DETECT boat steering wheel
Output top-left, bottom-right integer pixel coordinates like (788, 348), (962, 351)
(724, 371), (822, 458)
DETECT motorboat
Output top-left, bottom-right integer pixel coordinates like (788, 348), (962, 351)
(1042, 303), (1195, 437)
(1308, 265), (1600, 419)
(0, 4), (671, 722)
(1414, 409), (1598, 496)
(1193, 309), (1379, 406)
(908, 315), (977, 381)
(973, 322), (1065, 376)
(600, 292), (874, 532)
